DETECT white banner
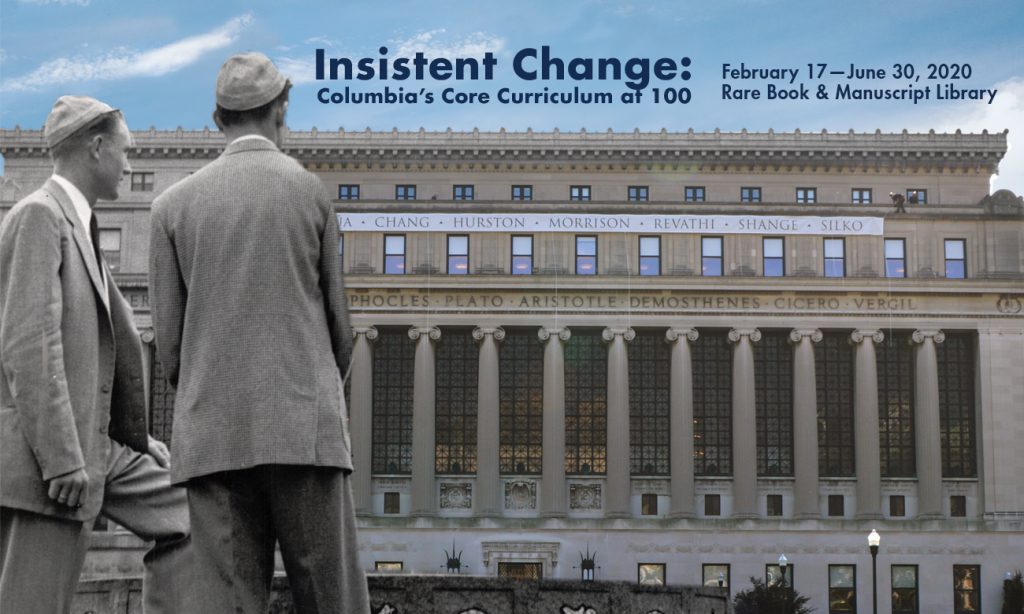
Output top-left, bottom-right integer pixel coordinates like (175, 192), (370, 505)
(337, 213), (884, 235)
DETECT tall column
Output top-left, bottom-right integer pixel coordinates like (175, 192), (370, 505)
(603, 327), (635, 518)
(851, 329), (885, 520)
(473, 326), (505, 517)
(729, 328), (761, 519)
(666, 328), (699, 518)
(351, 326), (378, 516)
(912, 329), (945, 519)
(790, 329), (823, 519)
(539, 327), (570, 517)
(409, 326), (441, 517)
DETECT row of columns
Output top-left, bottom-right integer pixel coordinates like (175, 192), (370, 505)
(348, 325), (947, 520)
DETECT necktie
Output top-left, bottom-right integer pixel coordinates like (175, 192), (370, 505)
(89, 215), (103, 268)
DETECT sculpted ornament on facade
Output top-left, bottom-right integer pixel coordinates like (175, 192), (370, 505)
(353, 325), (379, 341)
(788, 328), (823, 344)
(728, 328), (762, 343)
(472, 326), (506, 342)
(538, 327), (572, 343)
(440, 483), (473, 509)
(601, 327), (636, 342)
(850, 329), (885, 344)
(911, 330), (946, 345)
(569, 484), (602, 510)
(504, 480), (537, 510)
(664, 328), (699, 343)
(408, 326), (442, 341)
(997, 295), (1022, 314)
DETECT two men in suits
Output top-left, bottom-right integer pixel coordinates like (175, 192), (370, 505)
(149, 53), (369, 613)
(0, 97), (191, 613)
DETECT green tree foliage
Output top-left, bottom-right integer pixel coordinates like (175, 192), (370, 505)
(733, 576), (814, 614)
(1004, 570), (1024, 614)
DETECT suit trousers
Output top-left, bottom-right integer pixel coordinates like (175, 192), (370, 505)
(187, 465), (370, 614)
(0, 440), (192, 614)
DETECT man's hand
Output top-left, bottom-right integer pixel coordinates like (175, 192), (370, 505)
(47, 468), (89, 508)
(147, 436), (170, 469)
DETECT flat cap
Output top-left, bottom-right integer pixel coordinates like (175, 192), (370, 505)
(216, 52), (288, 111)
(43, 95), (120, 149)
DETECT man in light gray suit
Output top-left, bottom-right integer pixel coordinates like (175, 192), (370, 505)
(0, 96), (191, 614)
(149, 53), (369, 613)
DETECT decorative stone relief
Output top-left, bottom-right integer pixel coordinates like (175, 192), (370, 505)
(440, 483), (472, 509)
(459, 609), (489, 614)
(569, 484), (602, 510)
(504, 480), (537, 510)
(997, 295), (1022, 314)
(375, 605), (398, 614)
(561, 606), (597, 614)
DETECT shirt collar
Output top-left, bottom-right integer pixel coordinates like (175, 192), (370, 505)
(51, 174), (92, 228)
(230, 134), (277, 147)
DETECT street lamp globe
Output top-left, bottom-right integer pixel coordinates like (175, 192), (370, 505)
(868, 529), (881, 548)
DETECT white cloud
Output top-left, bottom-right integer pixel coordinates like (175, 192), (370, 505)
(390, 29), (505, 60)
(0, 13), (253, 92)
(275, 56), (319, 86)
(17, 0), (90, 5)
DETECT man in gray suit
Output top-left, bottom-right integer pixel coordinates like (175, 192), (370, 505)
(149, 53), (369, 613)
(0, 96), (191, 613)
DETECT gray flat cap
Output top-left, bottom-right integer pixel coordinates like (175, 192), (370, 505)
(43, 95), (120, 149)
(216, 52), (288, 111)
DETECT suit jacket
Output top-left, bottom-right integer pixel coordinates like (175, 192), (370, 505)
(149, 138), (353, 484)
(0, 179), (149, 521)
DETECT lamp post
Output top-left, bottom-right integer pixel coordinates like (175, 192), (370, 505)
(868, 530), (880, 614)
(778, 553), (790, 614)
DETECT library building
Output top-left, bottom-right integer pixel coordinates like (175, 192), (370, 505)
(1, 126), (1022, 613)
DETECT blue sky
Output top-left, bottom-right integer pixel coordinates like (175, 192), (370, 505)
(2, 0), (1022, 192)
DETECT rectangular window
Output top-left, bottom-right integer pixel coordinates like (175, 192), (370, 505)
(375, 561), (403, 572)
(338, 234), (344, 269)
(395, 184), (416, 200)
(373, 330), (415, 473)
(638, 563), (665, 586)
(828, 565), (857, 614)
(704, 494), (721, 516)
(953, 565), (981, 614)
(498, 562), (542, 580)
(576, 235), (597, 275)
(703, 564), (730, 592)
(741, 187), (762, 203)
(851, 188), (872, 204)
(938, 334), (977, 478)
(338, 184), (360, 200)
(885, 238), (907, 278)
(130, 172), (154, 192)
(447, 235), (469, 275)
(945, 239), (966, 279)
(950, 495), (967, 517)
(384, 235), (406, 274)
(629, 331), (671, 476)
(796, 187), (817, 203)
(892, 565), (919, 614)
(701, 236), (723, 276)
(511, 185), (533, 201)
(828, 494), (845, 517)
(499, 330), (545, 474)
(570, 185), (591, 201)
(824, 238), (846, 278)
(564, 332), (608, 475)
(756, 332), (794, 476)
(877, 332), (915, 478)
(639, 236), (660, 276)
(817, 333), (855, 477)
(906, 189), (927, 204)
(641, 493), (659, 516)
(435, 331), (478, 474)
(890, 495), (906, 517)
(511, 235), (533, 275)
(628, 185), (649, 201)
(763, 237), (784, 277)
(98, 228), (121, 272)
(684, 186), (706, 202)
(453, 184), (474, 200)
(766, 494), (783, 517)
(766, 563), (793, 587)
(693, 332), (732, 476)
(383, 492), (400, 514)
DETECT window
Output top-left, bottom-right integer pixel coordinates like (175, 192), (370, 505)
(639, 236), (660, 276)
(950, 495), (967, 517)
(375, 561), (403, 572)
(498, 562), (542, 579)
(824, 238), (846, 278)
(338, 184), (360, 200)
(576, 235), (597, 275)
(564, 332), (607, 474)
(766, 494), (783, 517)
(828, 565), (857, 613)
(891, 565), (919, 614)
(384, 235), (406, 274)
(828, 494), (845, 517)
(693, 332), (732, 476)
(628, 185), (649, 201)
(570, 185), (591, 201)
(641, 493), (659, 515)
(98, 228), (121, 271)
(953, 565), (980, 613)
(906, 189), (927, 204)
(684, 186), (706, 202)
(766, 563), (793, 587)
(851, 188), (872, 204)
(629, 331), (670, 475)
(877, 332), (915, 478)
(763, 237), (784, 277)
(499, 330), (544, 474)
(945, 239), (966, 279)
(796, 187), (817, 203)
(756, 332), (793, 476)
(817, 333), (855, 477)
(447, 235), (469, 275)
(890, 495), (906, 517)
(511, 185), (533, 201)
(337, 234), (344, 269)
(638, 563), (665, 586)
(435, 331), (478, 474)
(130, 172), (154, 192)
(704, 494), (721, 516)
(395, 184), (416, 200)
(372, 329), (415, 473)
(885, 238), (906, 278)
(701, 236), (723, 276)
(703, 564), (730, 591)
(511, 235), (533, 275)
(383, 492), (400, 514)
(453, 184), (474, 200)
(937, 334), (977, 478)
(741, 187), (762, 203)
